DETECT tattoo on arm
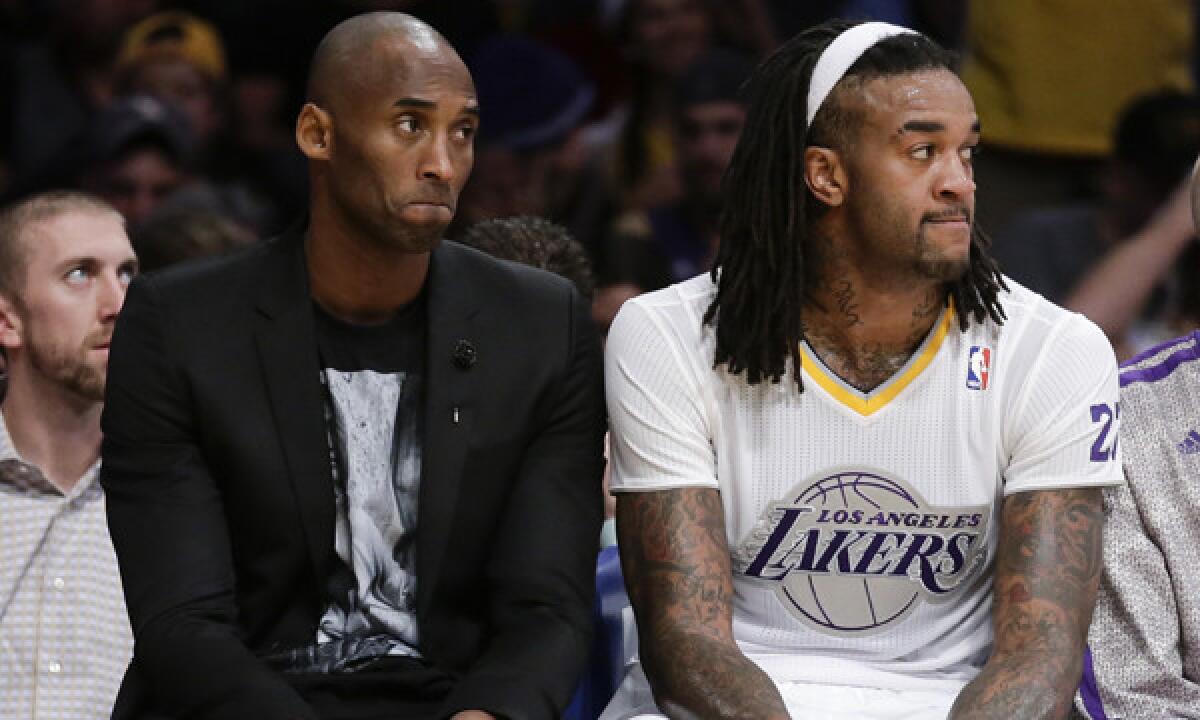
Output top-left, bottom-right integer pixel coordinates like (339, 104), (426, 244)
(617, 489), (789, 720)
(950, 488), (1103, 720)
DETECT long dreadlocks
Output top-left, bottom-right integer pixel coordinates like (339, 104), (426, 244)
(703, 20), (1007, 390)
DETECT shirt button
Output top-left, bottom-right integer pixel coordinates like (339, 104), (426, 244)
(47, 661), (61, 674)
(51, 577), (65, 590)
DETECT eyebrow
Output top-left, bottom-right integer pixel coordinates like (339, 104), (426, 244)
(55, 255), (139, 271)
(898, 119), (982, 135)
(393, 97), (481, 116)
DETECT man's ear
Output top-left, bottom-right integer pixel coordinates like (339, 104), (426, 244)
(296, 103), (334, 160)
(803, 146), (848, 207)
(0, 294), (22, 353)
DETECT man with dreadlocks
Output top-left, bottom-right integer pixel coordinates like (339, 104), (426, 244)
(601, 20), (1122, 720)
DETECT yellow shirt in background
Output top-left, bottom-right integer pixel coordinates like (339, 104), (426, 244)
(962, 0), (1193, 156)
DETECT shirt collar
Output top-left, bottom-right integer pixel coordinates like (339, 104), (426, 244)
(0, 408), (101, 500)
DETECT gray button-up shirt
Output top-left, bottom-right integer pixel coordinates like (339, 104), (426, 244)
(0, 412), (132, 719)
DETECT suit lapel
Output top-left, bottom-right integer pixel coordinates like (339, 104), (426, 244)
(418, 242), (482, 615)
(254, 229), (336, 594)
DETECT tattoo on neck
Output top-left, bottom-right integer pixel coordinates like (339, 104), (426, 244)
(834, 280), (863, 327)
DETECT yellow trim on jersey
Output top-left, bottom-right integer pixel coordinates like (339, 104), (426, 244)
(801, 301), (955, 417)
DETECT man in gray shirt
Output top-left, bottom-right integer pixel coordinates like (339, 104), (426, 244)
(1076, 165), (1200, 718)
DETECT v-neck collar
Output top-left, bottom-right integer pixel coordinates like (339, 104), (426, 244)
(800, 300), (955, 417)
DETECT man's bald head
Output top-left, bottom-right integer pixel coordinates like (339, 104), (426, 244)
(296, 11), (478, 256)
(307, 12), (459, 113)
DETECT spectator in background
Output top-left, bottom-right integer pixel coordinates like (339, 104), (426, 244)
(458, 215), (596, 300)
(1058, 96), (1200, 358)
(457, 35), (601, 245)
(960, 0), (1194, 234)
(132, 205), (255, 273)
(606, 48), (751, 287)
(608, 0), (716, 211)
(1, 0), (160, 185)
(113, 10), (285, 233)
(823, 0), (965, 48)
(1066, 174), (1199, 360)
(993, 91), (1200, 305)
(76, 94), (194, 229)
(114, 10), (227, 151)
(0, 191), (138, 720)
(594, 49), (750, 335)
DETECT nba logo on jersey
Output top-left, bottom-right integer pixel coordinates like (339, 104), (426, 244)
(966, 346), (991, 390)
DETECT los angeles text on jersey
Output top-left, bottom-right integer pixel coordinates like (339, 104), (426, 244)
(732, 469), (991, 635)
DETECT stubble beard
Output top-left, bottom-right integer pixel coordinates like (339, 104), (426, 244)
(26, 328), (107, 404)
(911, 222), (972, 284)
(384, 222), (444, 254)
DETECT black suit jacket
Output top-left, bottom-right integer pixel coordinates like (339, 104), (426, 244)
(101, 227), (605, 720)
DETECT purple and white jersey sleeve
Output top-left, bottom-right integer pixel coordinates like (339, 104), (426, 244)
(1078, 331), (1200, 719)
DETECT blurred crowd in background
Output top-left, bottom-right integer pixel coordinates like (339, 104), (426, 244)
(0, 0), (1197, 357)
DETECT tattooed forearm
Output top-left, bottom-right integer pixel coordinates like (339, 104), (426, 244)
(949, 488), (1103, 720)
(617, 490), (789, 720)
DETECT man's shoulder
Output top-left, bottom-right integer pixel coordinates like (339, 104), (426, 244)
(994, 276), (1078, 326)
(620, 273), (715, 321)
(991, 277), (1109, 350)
(973, 279), (1116, 400)
(1119, 331), (1200, 385)
(1119, 331), (1200, 409)
(610, 273), (715, 345)
(139, 233), (284, 304)
(1114, 334), (1200, 516)
(438, 239), (576, 303)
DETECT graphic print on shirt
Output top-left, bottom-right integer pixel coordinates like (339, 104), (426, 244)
(316, 368), (423, 664)
(733, 468), (991, 636)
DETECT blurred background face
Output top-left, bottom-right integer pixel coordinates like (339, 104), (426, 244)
(457, 144), (551, 225)
(88, 145), (188, 228)
(677, 100), (744, 204)
(3, 211), (137, 403)
(126, 59), (223, 142)
(629, 0), (711, 78)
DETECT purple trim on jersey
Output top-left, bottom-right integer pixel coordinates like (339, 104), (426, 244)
(1079, 646), (1108, 720)
(1118, 331), (1200, 388)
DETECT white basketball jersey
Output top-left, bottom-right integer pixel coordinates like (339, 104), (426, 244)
(605, 274), (1122, 699)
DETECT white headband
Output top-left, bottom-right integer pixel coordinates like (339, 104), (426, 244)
(806, 22), (919, 127)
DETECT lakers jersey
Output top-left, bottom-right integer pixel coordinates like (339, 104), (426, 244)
(605, 274), (1123, 700)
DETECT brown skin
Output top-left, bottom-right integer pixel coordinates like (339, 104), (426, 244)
(802, 70), (977, 391)
(296, 17), (479, 325)
(621, 69), (1101, 719)
(294, 17), (490, 720)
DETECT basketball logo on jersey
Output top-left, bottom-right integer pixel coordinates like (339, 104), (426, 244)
(733, 469), (991, 636)
(966, 345), (991, 390)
